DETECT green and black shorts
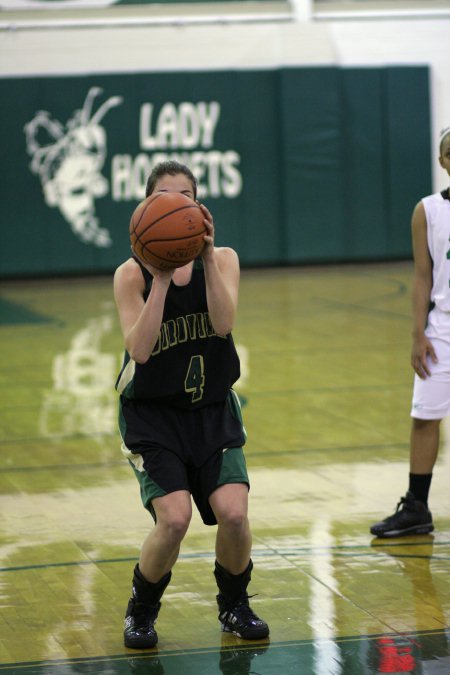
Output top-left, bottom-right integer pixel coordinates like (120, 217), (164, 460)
(119, 390), (249, 525)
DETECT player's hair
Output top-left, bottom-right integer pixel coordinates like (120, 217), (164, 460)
(439, 126), (450, 155)
(145, 161), (198, 199)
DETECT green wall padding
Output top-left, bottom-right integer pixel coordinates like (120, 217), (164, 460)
(0, 66), (431, 278)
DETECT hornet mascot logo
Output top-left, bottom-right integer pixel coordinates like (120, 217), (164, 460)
(24, 87), (122, 247)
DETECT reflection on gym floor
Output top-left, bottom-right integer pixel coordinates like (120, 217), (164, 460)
(1, 262), (449, 674)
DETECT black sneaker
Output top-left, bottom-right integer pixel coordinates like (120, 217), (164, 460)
(124, 597), (161, 649)
(370, 491), (434, 538)
(217, 594), (269, 639)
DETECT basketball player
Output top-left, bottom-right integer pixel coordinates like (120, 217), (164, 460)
(114, 160), (269, 648)
(370, 127), (450, 538)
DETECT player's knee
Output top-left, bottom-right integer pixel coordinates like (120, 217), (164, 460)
(217, 507), (248, 533)
(172, 510), (192, 538)
(413, 417), (441, 430)
(156, 505), (191, 542)
(164, 512), (191, 541)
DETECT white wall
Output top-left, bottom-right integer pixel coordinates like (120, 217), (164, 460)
(1, 13), (449, 191)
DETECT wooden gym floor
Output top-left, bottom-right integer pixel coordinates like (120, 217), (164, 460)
(1, 261), (449, 674)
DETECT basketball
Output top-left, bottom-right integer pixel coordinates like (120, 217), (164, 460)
(130, 192), (206, 270)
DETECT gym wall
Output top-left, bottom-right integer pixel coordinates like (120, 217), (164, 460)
(0, 65), (430, 277)
(4, 7), (448, 278)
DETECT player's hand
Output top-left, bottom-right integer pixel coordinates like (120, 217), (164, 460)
(411, 334), (438, 379)
(130, 245), (174, 282)
(198, 203), (215, 258)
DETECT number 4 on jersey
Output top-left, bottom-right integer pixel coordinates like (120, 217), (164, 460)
(184, 355), (205, 403)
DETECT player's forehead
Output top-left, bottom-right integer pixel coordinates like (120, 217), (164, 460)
(154, 173), (195, 195)
(441, 135), (450, 155)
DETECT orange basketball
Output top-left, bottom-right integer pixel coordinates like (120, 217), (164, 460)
(130, 192), (206, 270)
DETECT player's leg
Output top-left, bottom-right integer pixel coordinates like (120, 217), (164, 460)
(190, 393), (269, 639)
(124, 488), (192, 649)
(121, 440), (192, 648)
(210, 482), (251, 574)
(120, 399), (193, 648)
(370, 418), (437, 538)
(139, 489), (192, 581)
(410, 417), (440, 475)
(370, 338), (450, 537)
(207, 453), (269, 640)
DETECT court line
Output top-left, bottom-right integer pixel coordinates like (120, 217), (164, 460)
(2, 541), (449, 573)
(260, 540), (450, 639)
(0, 627), (447, 671)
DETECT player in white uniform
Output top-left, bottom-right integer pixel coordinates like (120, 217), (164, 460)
(371, 127), (450, 537)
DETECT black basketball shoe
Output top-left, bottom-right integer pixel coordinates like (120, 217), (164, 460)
(124, 597), (161, 649)
(217, 594), (269, 640)
(370, 491), (434, 538)
(124, 565), (171, 650)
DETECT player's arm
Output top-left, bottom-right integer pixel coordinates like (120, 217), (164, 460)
(113, 258), (172, 364)
(199, 203), (239, 336)
(410, 201), (437, 378)
(204, 247), (240, 336)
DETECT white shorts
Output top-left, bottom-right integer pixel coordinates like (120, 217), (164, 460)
(411, 306), (450, 419)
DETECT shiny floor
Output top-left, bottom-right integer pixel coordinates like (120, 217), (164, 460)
(1, 262), (449, 674)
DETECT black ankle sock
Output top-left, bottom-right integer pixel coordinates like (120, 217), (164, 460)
(214, 560), (253, 602)
(408, 473), (432, 507)
(132, 564), (171, 605)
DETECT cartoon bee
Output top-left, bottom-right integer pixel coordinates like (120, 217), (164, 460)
(25, 87), (122, 247)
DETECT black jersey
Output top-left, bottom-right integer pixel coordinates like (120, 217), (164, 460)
(115, 258), (241, 409)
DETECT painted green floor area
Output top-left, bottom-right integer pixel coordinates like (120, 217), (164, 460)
(2, 631), (450, 674)
(0, 297), (54, 325)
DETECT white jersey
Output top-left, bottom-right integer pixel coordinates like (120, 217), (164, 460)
(423, 191), (450, 311)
